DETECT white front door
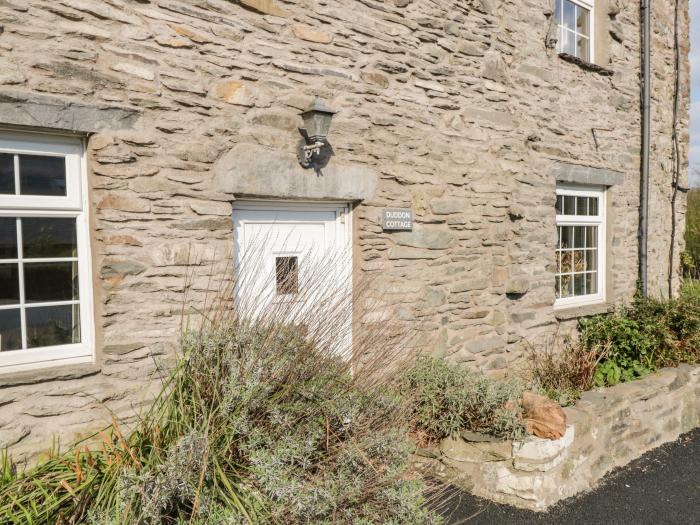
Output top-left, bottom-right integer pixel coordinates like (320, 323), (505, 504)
(232, 201), (352, 353)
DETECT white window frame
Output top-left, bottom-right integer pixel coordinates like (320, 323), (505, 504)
(554, 184), (606, 309)
(555, 0), (595, 63)
(0, 131), (94, 374)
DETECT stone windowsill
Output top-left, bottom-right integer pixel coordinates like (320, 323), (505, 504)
(554, 301), (613, 321)
(558, 53), (614, 77)
(0, 363), (102, 388)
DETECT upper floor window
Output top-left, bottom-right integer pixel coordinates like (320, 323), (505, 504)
(0, 132), (93, 374)
(555, 185), (605, 308)
(554, 0), (594, 62)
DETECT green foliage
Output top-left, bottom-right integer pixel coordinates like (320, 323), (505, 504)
(401, 356), (526, 442)
(537, 386), (581, 408)
(579, 304), (659, 386)
(0, 450), (15, 491)
(579, 286), (700, 387)
(683, 189), (700, 278)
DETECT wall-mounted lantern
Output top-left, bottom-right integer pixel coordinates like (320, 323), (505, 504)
(297, 98), (337, 172)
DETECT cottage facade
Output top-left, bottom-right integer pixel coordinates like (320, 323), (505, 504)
(0, 0), (689, 464)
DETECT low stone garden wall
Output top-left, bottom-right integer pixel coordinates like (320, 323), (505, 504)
(414, 364), (700, 511)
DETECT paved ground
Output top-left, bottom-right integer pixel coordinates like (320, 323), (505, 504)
(437, 428), (700, 525)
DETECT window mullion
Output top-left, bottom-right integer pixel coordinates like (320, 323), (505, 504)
(583, 219), (588, 295)
(13, 154), (19, 196)
(16, 217), (27, 350)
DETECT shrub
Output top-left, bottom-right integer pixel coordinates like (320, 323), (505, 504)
(401, 356), (526, 443)
(683, 188), (700, 278)
(0, 264), (441, 524)
(579, 287), (700, 387)
(527, 339), (602, 406)
(579, 304), (661, 386)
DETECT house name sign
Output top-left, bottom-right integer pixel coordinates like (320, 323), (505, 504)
(382, 208), (413, 231)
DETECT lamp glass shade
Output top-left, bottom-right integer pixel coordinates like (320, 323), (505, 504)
(300, 99), (337, 139)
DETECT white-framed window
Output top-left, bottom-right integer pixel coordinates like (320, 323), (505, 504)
(555, 184), (606, 308)
(0, 132), (94, 374)
(554, 0), (594, 62)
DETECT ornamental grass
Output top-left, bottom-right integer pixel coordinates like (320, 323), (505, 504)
(0, 252), (441, 524)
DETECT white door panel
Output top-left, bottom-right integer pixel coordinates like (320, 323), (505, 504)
(233, 201), (352, 355)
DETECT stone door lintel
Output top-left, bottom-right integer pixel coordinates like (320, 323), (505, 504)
(213, 142), (378, 202)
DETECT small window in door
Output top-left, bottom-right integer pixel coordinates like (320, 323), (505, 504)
(276, 256), (299, 295)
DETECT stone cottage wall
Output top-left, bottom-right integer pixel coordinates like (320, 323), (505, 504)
(0, 0), (688, 464)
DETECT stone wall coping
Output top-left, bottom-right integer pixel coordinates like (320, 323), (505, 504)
(0, 90), (142, 134)
(213, 142), (378, 202)
(0, 363), (102, 388)
(551, 162), (625, 187)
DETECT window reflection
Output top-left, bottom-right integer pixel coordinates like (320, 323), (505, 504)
(19, 155), (67, 196)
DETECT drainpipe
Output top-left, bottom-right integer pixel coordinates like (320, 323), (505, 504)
(639, 0), (651, 297)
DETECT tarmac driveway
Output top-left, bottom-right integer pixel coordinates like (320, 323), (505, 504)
(438, 428), (700, 525)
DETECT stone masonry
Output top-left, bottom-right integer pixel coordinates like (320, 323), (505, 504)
(0, 0), (689, 464)
(414, 365), (700, 510)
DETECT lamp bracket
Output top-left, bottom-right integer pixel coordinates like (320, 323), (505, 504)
(297, 128), (334, 172)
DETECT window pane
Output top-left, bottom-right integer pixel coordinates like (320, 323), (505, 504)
(586, 249), (597, 271)
(18, 155), (67, 196)
(563, 0), (576, 30)
(556, 275), (562, 299)
(554, 0), (562, 22)
(276, 256), (299, 295)
(561, 274), (573, 297)
(576, 197), (588, 216)
(556, 195), (563, 214)
(586, 226), (598, 248)
(24, 262), (79, 303)
(557, 227), (562, 250)
(22, 218), (77, 258)
(561, 225), (573, 248)
(556, 250), (562, 273)
(577, 35), (590, 61)
(0, 308), (21, 351)
(557, 26), (567, 53)
(574, 274), (585, 295)
(0, 264), (20, 305)
(577, 5), (590, 36)
(574, 226), (586, 248)
(573, 250), (586, 272)
(589, 197), (598, 216)
(0, 218), (17, 259)
(26, 304), (80, 349)
(0, 153), (14, 194)
(561, 251), (573, 273)
(561, 28), (576, 55)
(563, 195), (575, 215)
(586, 272), (598, 294)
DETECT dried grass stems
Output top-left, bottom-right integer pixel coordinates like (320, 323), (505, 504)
(1, 244), (442, 524)
(525, 330), (608, 406)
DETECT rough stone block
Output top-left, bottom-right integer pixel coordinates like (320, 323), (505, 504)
(0, 90), (141, 133)
(512, 425), (575, 472)
(394, 228), (455, 250)
(440, 435), (511, 463)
